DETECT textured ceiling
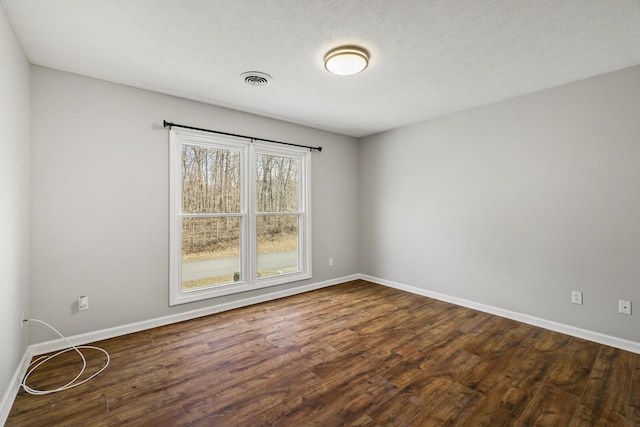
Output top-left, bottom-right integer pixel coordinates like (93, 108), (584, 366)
(2, 0), (640, 137)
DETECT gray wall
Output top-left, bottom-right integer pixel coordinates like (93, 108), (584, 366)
(30, 66), (360, 341)
(359, 65), (640, 343)
(0, 3), (30, 402)
(14, 29), (640, 371)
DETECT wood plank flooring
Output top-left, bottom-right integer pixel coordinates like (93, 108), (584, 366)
(7, 280), (640, 426)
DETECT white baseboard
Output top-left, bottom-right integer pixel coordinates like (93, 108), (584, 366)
(1, 274), (357, 425)
(29, 274), (359, 356)
(0, 347), (33, 426)
(5, 272), (638, 425)
(360, 274), (640, 355)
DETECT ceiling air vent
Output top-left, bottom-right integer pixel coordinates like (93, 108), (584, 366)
(241, 71), (272, 87)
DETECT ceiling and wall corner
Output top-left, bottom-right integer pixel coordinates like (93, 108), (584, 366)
(3, 2), (640, 422)
(1, 0), (639, 137)
(27, 65), (361, 344)
(358, 64), (640, 345)
(1, 0), (640, 363)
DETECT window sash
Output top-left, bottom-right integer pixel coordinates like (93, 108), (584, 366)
(169, 129), (311, 305)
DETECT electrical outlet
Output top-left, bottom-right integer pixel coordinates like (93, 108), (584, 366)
(619, 300), (631, 315)
(78, 295), (89, 311)
(329, 258), (334, 266)
(571, 291), (583, 305)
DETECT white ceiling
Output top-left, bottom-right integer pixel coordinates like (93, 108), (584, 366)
(2, 0), (640, 137)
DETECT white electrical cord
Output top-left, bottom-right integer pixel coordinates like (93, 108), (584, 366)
(21, 318), (110, 395)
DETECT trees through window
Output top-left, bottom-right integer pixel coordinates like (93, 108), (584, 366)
(169, 129), (311, 305)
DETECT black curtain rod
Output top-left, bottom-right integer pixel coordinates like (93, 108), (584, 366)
(163, 120), (322, 152)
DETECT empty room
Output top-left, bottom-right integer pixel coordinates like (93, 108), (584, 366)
(2, 1), (640, 425)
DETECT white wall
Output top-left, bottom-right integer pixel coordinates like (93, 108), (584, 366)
(30, 66), (360, 341)
(359, 65), (640, 343)
(0, 1), (30, 407)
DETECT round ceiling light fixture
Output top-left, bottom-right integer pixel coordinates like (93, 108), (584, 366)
(324, 45), (370, 76)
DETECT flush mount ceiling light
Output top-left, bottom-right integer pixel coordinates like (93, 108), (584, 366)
(324, 46), (370, 76)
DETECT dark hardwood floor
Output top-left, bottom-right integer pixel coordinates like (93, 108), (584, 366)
(7, 280), (640, 426)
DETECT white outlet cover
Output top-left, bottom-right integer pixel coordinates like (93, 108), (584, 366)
(619, 300), (632, 315)
(571, 291), (583, 305)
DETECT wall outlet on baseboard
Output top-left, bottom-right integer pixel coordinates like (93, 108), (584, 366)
(571, 291), (583, 305)
(619, 300), (631, 315)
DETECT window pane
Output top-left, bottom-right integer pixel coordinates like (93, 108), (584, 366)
(255, 154), (298, 212)
(182, 144), (240, 213)
(257, 215), (299, 278)
(181, 217), (241, 290)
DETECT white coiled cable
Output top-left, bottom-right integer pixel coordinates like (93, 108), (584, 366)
(21, 318), (110, 395)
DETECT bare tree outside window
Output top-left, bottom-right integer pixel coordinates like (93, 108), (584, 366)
(181, 145), (241, 289)
(255, 154), (300, 277)
(170, 129), (311, 305)
(180, 147), (302, 289)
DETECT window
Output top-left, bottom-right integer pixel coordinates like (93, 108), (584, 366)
(169, 128), (311, 305)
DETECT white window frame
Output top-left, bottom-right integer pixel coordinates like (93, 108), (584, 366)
(169, 128), (312, 305)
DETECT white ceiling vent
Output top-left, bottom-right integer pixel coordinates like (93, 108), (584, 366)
(241, 71), (272, 87)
